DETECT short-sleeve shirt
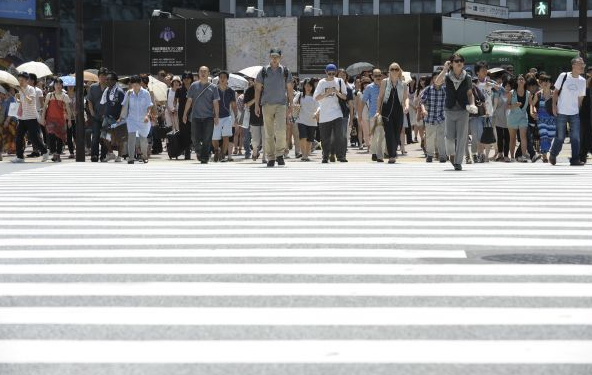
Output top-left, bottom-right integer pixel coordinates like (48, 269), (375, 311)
(103, 86), (125, 118)
(87, 83), (106, 119)
(362, 82), (380, 118)
(187, 81), (220, 119)
(313, 78), (345, 123)
(218, 87), (236, 119)
(18, 85), (38, 120)
(243, 86), (262, 126)
(255, 65), (292, 106)
(555, 72), (586, 116)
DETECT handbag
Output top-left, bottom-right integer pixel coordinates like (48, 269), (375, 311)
(8, 102), (19, 118)
(337, 79), (350, 118)
(471, 86), (487, 117)
(240, 109), (250, 129)
(480, 117), (496, 144)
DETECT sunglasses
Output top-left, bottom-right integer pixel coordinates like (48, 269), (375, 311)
(390, 68), (400, 72)
(453, 59), (464, 63)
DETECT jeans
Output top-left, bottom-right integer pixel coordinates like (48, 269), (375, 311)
(243, 126), (252, 156)
(91, 116), (105, 158)
(444, 110), (470, 165)
(15, 119), (48, 159)
(191, 117), (214, 162)
(330, 117), (348, 159)
(319, 117), (343, 160)
(550, 114), (580, 163)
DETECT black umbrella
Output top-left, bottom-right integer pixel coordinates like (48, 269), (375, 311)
(346, 62), (374, 76)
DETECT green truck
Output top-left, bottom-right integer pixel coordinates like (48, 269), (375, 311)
(454, 30), (587, 79)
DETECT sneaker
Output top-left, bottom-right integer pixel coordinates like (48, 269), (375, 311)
(322, 158), (329, 164)
(27, 151), (40, 158)
(301, 158), (308, 162)
(376, 159), (384, 163)
(426, 156), (433, 163)
(477, 155), (485, 163)
(283, 153), (291, 159)
(439, 158), (447, 163)
(11, 158), (25, 163)
(465, 156), (472, 164)
(570, 161), (585, 166)
(42, 152), (50, 162)
(295, 153), (302, 159)
(267, 159), (276, 167)
(531, 154), (542, 163)
(245, 153), (251, 160)
(549, 155), (556, 165)
(91, 156), (99, 162)
(200, 160), (208, 164)
(338, 158), (348, 163)
(262, 159), (267, 164)
(115, 156), (122, 163)
(128, 160), (134, 165)
(454, 164), (462, 171)
(106, 153), (116, 162)
(330, 154), (336, 163)
(277, 156), (285, 166)
(504, 157), (511, 163)
(388, 158), (396, 164)
(472, 154), (478, 163)
(372, 154), (377, 161)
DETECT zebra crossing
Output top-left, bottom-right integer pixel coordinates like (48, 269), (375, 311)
(0, 162), (591, 375)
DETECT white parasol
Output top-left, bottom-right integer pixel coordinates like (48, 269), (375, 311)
(148, 75), (168, 103)
(212, 73), (249, 91)
(16, 61), (53, 78)
(237, 66), (263, 80)
(0, 70), (19, 87)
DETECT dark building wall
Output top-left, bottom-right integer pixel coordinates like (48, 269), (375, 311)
(57, 0), (219, 73)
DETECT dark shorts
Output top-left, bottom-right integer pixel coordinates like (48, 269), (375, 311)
(298, 123), (316, 142)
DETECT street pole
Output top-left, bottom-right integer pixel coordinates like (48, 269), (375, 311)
(579, 0), (587, 62)
(75, 0), (85, 162)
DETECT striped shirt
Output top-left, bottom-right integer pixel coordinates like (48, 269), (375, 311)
(18, 85), (38, 121)
(420, 84), (446, 125)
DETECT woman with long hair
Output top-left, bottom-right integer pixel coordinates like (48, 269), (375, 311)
(506, 75), (530, 162)
(294, 78), (319, 162)
(39, 78), (73, 162)
(531, 74), (555, 163)
(377, 62), (409, 164)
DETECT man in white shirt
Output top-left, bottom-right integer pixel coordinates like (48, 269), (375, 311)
(550, 56), (587, 166)
(314, 64), (348, 163)
(11, 72), (49, 163)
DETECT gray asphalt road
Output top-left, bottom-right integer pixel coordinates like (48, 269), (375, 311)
(0, 161), (591, 375)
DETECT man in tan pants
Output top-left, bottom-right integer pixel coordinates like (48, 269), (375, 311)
(254, 48), (294, 167)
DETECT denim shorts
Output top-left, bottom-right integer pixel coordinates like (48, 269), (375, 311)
(298, 123), (316, 142)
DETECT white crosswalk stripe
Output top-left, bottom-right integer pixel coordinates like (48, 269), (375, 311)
(1, 162), (592, 375)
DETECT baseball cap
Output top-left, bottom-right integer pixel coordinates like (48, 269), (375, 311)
(270, 48), (282, 57)
(325, 64), (337, 72)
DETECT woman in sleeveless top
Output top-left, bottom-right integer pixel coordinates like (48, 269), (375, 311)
(530, 74), (555, 163)
(506, 75), (530, 162)
(377, 62), (409, 164)
(40, 79), (72, 162)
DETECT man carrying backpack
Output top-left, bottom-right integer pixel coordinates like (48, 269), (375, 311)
(550, 56), (587, 166)
(255, 48), (294, 167)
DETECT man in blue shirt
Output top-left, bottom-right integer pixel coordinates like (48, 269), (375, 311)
(214, 71), (238, 162)
(360, 69), (384, 162)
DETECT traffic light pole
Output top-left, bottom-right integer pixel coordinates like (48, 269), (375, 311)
(579, 0), (587, 62)
(75, 0), (85, 162)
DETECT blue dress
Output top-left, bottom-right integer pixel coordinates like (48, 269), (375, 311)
(536, 92), (556, 154)
(506, 90), (529, 129)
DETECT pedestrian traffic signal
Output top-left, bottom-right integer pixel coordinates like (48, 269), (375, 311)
(532, 1), (551, 18)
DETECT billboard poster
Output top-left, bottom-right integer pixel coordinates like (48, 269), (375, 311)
(299, 17), (338, 74)
(185, 18), (225, 73)
(112, 20), (150, 75)
(150, 19), (186, 75)
(0, 0), (35, 20)
(225, 18), (298, 73)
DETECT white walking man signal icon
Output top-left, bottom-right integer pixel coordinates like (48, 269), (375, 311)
(536, 2), (548, 15)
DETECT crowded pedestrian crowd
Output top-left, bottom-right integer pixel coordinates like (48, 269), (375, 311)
(0, 50), (589, 169)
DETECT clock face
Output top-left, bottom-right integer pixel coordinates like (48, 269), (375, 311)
(196, 24), (212, 43)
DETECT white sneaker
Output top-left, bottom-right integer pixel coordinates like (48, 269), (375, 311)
(11, 158), (25, 163)
(42, 152), (50, 162)
(106, 153), (116, 162)
(115, 156), (122, 163)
